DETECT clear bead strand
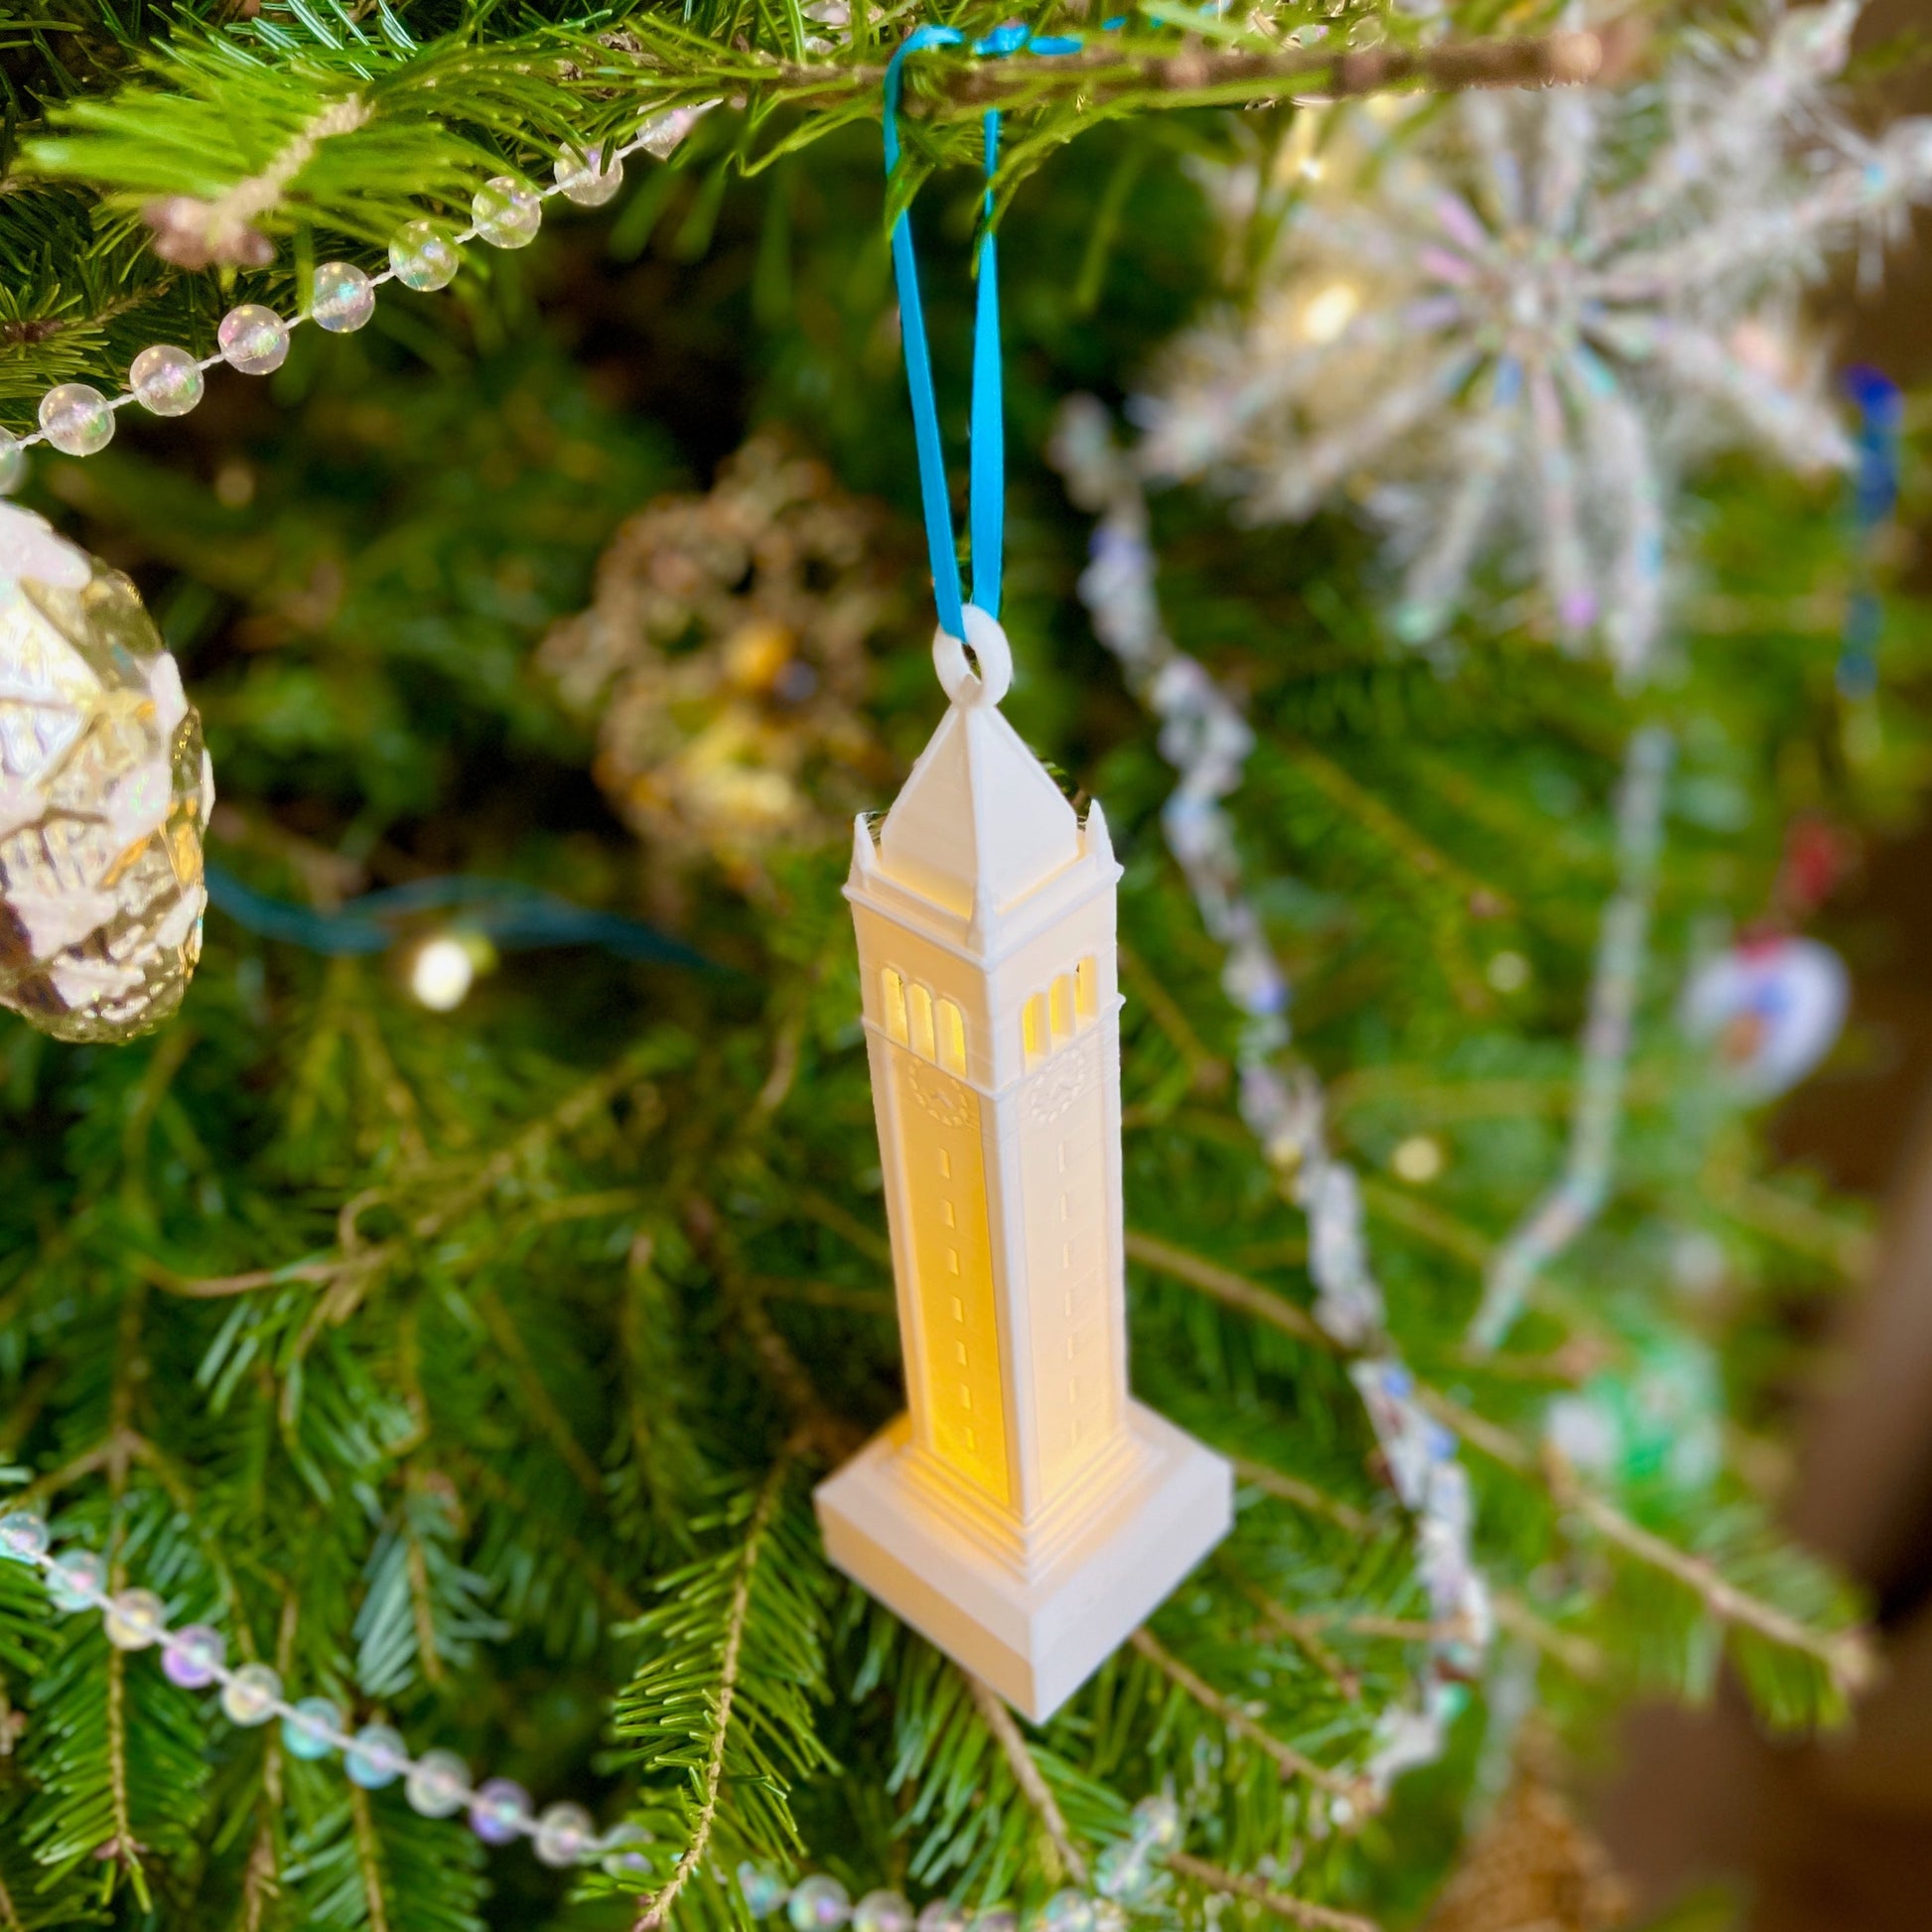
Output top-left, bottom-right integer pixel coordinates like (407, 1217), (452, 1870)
(3, 1507), (1188, 1907)
(0, 106), (710, 478)
(1, 1516), (629, 1870)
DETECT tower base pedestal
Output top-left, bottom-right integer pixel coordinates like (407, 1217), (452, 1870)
(815, 1403), (1232, 1722)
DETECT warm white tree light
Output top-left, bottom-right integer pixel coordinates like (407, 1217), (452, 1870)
(409, 934), (478, 1012)
(815, 611), (1232, 1722)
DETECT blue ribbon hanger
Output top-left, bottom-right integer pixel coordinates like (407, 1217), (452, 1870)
(882, 24), (1089, 643)
(884, 26), (998, 643)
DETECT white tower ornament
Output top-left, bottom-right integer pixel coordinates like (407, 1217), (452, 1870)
(815, 609), (1233, 1721)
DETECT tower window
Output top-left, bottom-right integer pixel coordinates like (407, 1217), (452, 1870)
(937, 998), (967, 1073)
(1075, 955), (1098, 1020)
(1023, 993), (1049, 1063)
(882, 967), (908, 1043)
(909, 981), (936, 1060)
(1050, 973), (1076, 1040)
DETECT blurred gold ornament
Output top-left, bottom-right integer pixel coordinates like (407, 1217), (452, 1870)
(541, 434), (901, 897)
(0, 504), (212, 1043)
(1424, 1768), (1630, 1932)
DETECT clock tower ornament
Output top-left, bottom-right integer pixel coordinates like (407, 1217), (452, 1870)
(815, 609), (1233, 1721)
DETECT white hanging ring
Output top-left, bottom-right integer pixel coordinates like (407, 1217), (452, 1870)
(932, 605), (1013, 708)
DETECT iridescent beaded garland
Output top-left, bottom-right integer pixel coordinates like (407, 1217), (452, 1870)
(0, 1507), (629, 1873)
(1, 1499), (1188, 1907)
(733, 1792), (1183, 1932)
(0, 107), (714, 494)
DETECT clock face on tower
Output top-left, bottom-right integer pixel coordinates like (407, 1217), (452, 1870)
(815, 622), (1232, 1721)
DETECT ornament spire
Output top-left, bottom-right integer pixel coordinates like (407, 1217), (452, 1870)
(873, 613), (1081, 921)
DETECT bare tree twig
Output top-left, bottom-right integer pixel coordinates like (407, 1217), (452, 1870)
(1228, 1454), (1373, 1536)
(1130, 1628), (1368, 1805)
(1126, 1230), (1328, 1348)
(768, 29), (1603, 121)
(1492, 1589), (1605, 1681)
(348, 1785), (395, 1932)
(1169, 1851), (1382, 1932)
(1565, 1480), (1872, 1698)
(965, 1674), (1091, 1886)
(1135, 1232), (1872, 1695)
(633, 1449), (797, 1932)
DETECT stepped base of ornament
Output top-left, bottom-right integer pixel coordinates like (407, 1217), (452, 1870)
(815, 1403), (1232, 1722)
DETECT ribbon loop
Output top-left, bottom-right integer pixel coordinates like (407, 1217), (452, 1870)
(884, 31), (1005, 663)
(932, 605), (1014, 708)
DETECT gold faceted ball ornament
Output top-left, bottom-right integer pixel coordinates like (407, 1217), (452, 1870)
(0, 503), (212, 1043)
(540, 433), (904, 901)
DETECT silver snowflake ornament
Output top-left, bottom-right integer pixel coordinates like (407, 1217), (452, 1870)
(1138, 1), (1932, 676)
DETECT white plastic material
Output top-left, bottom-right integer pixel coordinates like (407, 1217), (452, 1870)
(816, 612), (1232, 1721)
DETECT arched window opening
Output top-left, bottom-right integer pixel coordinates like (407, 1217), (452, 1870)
(1023, 992), (1049, 1063)
(882, 967), (908, 1043)
(1050, 973), (1076, 1040)
(938, 998), (968, 1073)
(909, 981), (936, 1061)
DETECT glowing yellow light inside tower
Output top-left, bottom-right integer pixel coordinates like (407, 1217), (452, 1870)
(897, 1059), (1009, 1504)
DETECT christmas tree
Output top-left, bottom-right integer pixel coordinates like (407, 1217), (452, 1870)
(0, 3), (1923, 1928)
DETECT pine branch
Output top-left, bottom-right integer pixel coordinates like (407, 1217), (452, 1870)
(281, 1779), (486, 1931)
(1126, 1231), (1326, 1349)
(1119, 942), (1228, 1096)
(449, 1447), (644, 1621)
(1132, 1232), (1871, 1702)
(1230, 1572), (1362, 1700)
(348, 1785), (396, 1932)
(881, 1641), (1128, 1899)
(1491, 1591), (1604, 1682)
(103, 1645), (138, 1899)
(1282, 740), (1516, 918)
(1413, 1386), (1874, 1701)
(102, 1281), (148, 1904)
(1129, 1629), (1366, 1806)
(238, 1815), (280, 1932)
(769, 28), (1603, 123)
(150, 1034), (675, 1303)
(963, 1674), (1091, 1888)
(470, 1280), (606, 1498)
(1565, 1479), (1871, 1700)
(618, 1445), (835, 1932)
(1228, 1456), (1374, 1536)
(634, 1464), (770, 1932)
(144, 95), (371, 268)
(403, 1498), (447, 1690)
(1169, 1852), (1381, 1932)
(1355, 1177), (1494, 1274)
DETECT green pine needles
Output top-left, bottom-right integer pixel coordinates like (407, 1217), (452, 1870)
(612, 1458), (838, 1929)
(0, 2), (1921, 1930)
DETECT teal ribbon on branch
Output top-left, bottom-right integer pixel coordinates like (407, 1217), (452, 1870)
(206, 865), (714, 969)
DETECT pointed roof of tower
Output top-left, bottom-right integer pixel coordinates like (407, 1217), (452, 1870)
(877, 698), (1082, 919)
